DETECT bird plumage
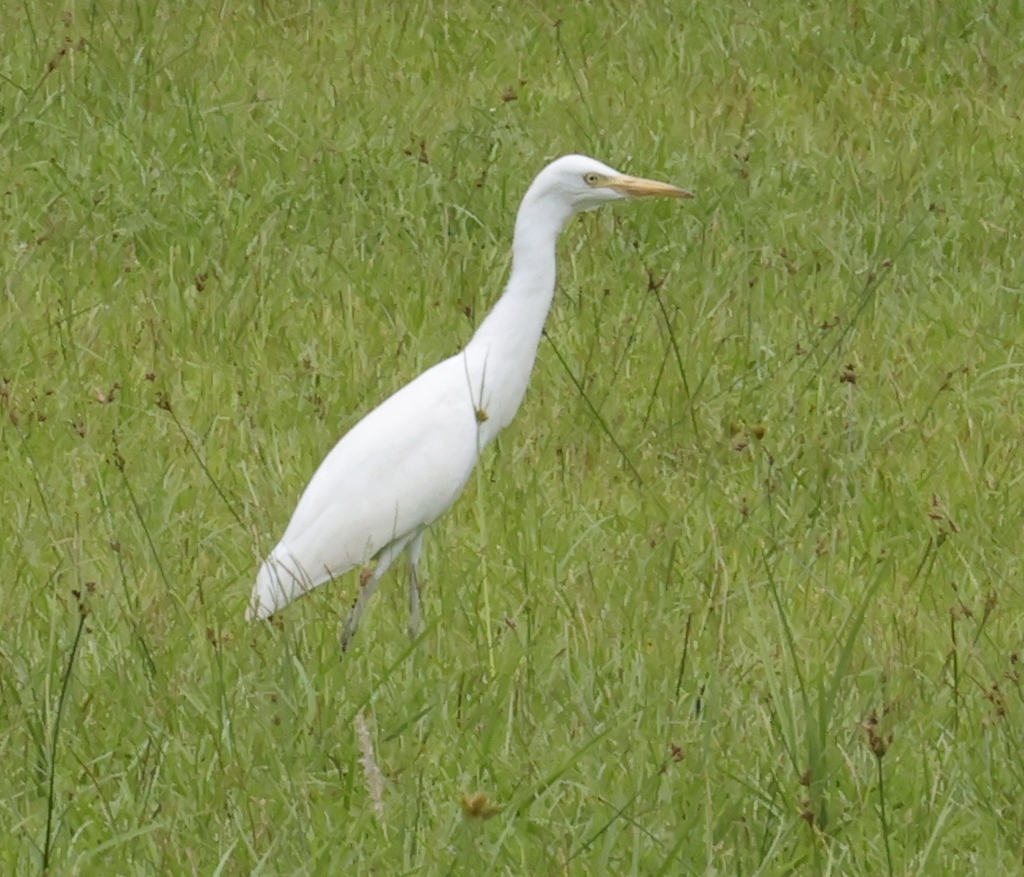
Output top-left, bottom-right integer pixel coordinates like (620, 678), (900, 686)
(250, 358), (480, 618)
(248, 154), (691, 644)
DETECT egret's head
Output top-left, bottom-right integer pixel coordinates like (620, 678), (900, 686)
(518, 154), (692, 233)
(538, 154), (693, 209)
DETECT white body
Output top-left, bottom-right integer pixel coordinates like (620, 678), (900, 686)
(248, 155), (689, 627)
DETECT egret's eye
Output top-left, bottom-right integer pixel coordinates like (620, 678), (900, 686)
(583, 172), (602, 186)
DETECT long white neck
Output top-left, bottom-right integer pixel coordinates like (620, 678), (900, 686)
(462, 186), (577, 447)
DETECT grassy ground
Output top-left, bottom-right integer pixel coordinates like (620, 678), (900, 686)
(3, 0), (1024, 873)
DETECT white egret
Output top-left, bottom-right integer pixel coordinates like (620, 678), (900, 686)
(248, 154), (692, 649)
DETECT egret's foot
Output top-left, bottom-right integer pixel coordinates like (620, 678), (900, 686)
(408, 556), (422, 642)
(340, 614), (360, 654)
(341, 567), (376, 654)
(408, 591), (422, 643)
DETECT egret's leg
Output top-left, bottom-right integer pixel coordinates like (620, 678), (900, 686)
(341, 535), (412, 652)
(407, 531), (425, 640)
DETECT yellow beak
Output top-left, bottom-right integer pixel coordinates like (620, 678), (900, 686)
(606, 174), (694, 199)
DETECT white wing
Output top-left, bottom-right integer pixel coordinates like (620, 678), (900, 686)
(249, 351), (481, 618)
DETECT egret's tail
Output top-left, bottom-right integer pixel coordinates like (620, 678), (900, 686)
(247, 545), (312, 620)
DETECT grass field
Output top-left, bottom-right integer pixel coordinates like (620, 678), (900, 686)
(3, 0), (1024, 873)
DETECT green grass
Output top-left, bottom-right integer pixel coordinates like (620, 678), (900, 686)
(3, 0), (1024, 873)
